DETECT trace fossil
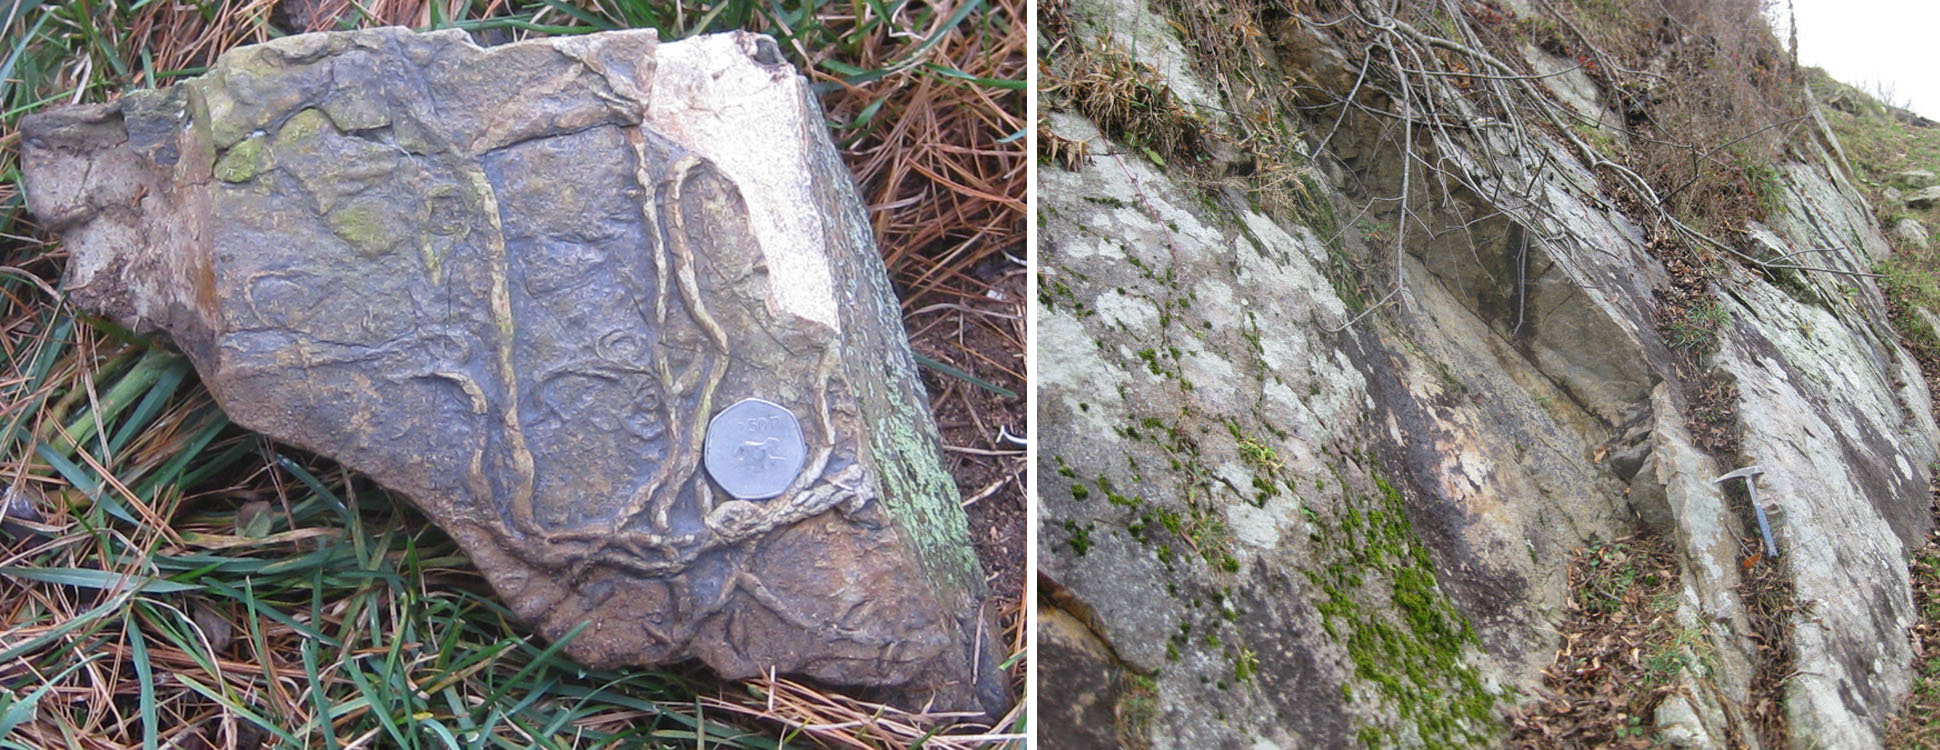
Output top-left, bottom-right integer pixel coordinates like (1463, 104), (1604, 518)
(20, 27), (1007, 714)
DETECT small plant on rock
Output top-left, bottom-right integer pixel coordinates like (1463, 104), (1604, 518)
(1667, 301), (1731, 351)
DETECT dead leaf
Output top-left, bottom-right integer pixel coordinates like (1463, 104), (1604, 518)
(236, 500), (273, 539)
(193, 600), (235, 653)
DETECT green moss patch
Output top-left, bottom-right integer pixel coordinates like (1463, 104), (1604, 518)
(325, 197), (409, 258)
(1304, 471), (1497, 748)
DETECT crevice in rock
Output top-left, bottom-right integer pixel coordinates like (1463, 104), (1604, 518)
(1040, 571), (1153, 678)
(1505, 533), (1689, 747)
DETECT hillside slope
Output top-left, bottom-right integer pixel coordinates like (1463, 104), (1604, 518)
(1037, 1), (1940, 748)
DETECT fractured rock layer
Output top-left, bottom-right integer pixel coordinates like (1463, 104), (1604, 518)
(1038, 0), (1938, 746)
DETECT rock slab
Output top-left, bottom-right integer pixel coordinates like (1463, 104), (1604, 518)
(1904, 184), (1940, 209)
(1892, 169), (1937, 190)
(19, 27), (1004, 713)
(1895, 217), (1931, 249)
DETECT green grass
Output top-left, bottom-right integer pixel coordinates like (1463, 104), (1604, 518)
(1810, 68), (1940, 198)
(0, 1), (1022, 748)
(0, 326), (801, 747)
(1815, 68), (1940, 360)
(1665, 300), (1732, 351)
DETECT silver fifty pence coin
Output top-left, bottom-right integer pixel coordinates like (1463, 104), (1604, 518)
(703, 398), (808, 500)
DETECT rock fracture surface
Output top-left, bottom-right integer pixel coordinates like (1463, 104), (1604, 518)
(19, 27), (1004, 714)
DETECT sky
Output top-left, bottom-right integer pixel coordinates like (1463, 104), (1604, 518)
(1776, 0), (1940, 119)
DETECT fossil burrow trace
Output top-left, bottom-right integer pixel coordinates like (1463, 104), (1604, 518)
(19, 27), (1007, 714)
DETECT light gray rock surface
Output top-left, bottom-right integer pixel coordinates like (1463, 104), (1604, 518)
(1721, 160), (1940, 748)
(1896, 217), (1932, 249)
(1905, 184), (1940, 209)
(1893, 169), (1937, 189)
(1040, 0), (1939, 746)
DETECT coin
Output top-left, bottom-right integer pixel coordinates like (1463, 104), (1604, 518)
(703, 398), (808, 500)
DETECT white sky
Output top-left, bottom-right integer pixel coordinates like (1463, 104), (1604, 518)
(1775, 0), (1940, 118)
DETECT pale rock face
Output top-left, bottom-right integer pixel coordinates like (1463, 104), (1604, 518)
(1894, 217), (1931, 249)
(1039, 147), (1381, 750)
(1718, 163), (1940, 748)
(1892, 168), (1938, 190)
(1905, 184), (1940, 209)
(1523, 42), (1626, 148)
(641, 33), (838, 330)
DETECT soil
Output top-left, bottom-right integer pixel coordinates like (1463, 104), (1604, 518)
(908, 262), (1029, 608)
(1506, 534), (1687, 749)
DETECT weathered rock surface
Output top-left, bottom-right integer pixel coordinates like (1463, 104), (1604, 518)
(1905, 184), (1940, 209)
(1896, 217), (1932, 249)
(20, 27), (1004, 713)
(1892, 168), (1937, 189)
(1036, 601), (1132, 748)
(1040, 0), (1937, 746)
(1729, 158), (1940, 748)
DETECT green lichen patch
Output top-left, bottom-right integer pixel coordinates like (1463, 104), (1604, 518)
(213, 136), (269, 183)
(1064, 519), (1096, 556)
(1304, 471), (1497, 749)
(1089, 406), (1276, 699)
(326, 197), (411, 258)
(1105, 415), (1240, 574)
(275, 107), (331, 146)
(1038, 269), (1093, 318)
(865, 388), (984, 595)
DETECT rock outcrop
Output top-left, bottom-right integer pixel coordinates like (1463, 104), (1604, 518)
(1893, 169), (1937, 190)
(20, 27), (1005, 714)
(1894, 218), (1931, 249)
(1039, 0), (1938, 746)
(1905, 185), (1940, 209)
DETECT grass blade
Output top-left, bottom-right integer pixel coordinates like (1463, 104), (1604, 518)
(0, 652), (101, 739)
(0, 588), (135, 664)
(126, 612), (159, 750)
(914, 352), (1017, 399)
(0, 565), (201, 594)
